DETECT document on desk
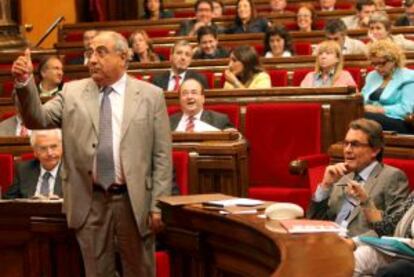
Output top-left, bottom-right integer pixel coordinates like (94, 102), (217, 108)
(202, 198), (264, 208)
(280, 219), (346, 234)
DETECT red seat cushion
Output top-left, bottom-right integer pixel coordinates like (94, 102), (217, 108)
(293, 42), (313, 56)
(156, 251), (170, 277)
(0, 153), (13, 193)
(344, 67), (362, 90)
(154, 46), (171, 60)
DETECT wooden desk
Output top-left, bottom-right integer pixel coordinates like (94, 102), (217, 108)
(159, 200), (354, 277)
(173, 133), (248, 197)
(0, 201), (83, 277)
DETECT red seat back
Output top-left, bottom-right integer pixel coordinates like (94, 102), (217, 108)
(344, 67), (362, 90)
(293, 42), (313, 56)
(245, 103), (322, 187)
(292, 68), (313, 86)
(156, 251), (170, 277)
(154, 46), (171, 60)
(0, 153), (13, 193)
(0, 80), (15, 98)
(268, 69), (288, 87)
(172, 150), (189, 195)
(199, 70), (215, 89)
(21, 152), (35, 161)
(383, 158), (414, 191)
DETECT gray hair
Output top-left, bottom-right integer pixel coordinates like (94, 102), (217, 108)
(30, 129), (62, 147)
(172, 40), (192, 54)
(96, 31), (132, 67)
(369, 11), (392, 31)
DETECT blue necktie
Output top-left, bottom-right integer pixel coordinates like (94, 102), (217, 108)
(96, 87), (115, 189)
(335, 174), (363, 224)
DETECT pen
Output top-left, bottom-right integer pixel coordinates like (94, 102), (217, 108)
(336, 183), (348, 187)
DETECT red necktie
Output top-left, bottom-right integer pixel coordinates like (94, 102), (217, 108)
(173, 75), (181, 91)
(185, 116), (195, 132)
(20, 124), (28, 137)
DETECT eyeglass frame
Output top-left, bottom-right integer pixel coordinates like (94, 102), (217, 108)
(340, 140), (371, 149)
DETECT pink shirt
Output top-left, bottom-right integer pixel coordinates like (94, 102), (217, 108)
(300, 70), (357, 88)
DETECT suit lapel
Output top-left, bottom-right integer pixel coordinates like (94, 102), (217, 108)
(121, 77), (141, 139)
(346, 163), (383, 223)
(82, 80), (100, 135)
(200, 110), (210, 123)
(54, 165), (63, 197)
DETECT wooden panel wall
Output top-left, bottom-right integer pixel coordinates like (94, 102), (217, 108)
(20, 0), (76, 48)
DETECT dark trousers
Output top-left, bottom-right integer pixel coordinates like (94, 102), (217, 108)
(375, 260), (414, 277)
(365, 112), (413, 134)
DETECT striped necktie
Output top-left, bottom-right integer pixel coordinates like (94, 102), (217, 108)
(185, 116), (195, 132)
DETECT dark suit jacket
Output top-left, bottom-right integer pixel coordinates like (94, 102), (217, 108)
(169, 110), (234, 131)
(395, 15), (413, 27)
(4, 159), (62, 199)
(226, 17), (269, 34)
(152, 70), (209, 91)
(193, 47), (229, 60)
(307, 163), (410, 237)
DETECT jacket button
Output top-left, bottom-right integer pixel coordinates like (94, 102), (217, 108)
(92, 143), (96, 148)
(88, 170), (92, 175)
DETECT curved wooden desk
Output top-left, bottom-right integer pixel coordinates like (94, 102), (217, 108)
(160, 201), (354, 277)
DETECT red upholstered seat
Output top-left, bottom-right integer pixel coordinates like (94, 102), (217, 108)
(245, 103), (323, 209)
(199, 71), (215, 89)
(0, 153), (13, 193)
(293, 42), (313, 56)
(383, 158), (414, 191)
(156, 251), (170, 277)
(1, 111), (15, 121)
(292, 68), (313, 86)
(154, 46), (171, 60)
(167, 105), (181, 116)
(0, 80), (15, 98)
(268, 69), (288, 87)
(21, 152), (35, 161)
(65, 32), (83, 42)
(173, 10), (195, 18)
(173, 150), (189, 195)
(386, 0), (402, 7)
(147, 29), (173, 38)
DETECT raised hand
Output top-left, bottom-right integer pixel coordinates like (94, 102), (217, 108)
(11, 48), (33, 83)
(321, 162), (349, 189)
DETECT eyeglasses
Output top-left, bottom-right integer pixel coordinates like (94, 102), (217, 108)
(370, 59), (390, 67)
(35, 144), (60, 153)
(340, 140), (371, 149)
(84, 46), (111, 59)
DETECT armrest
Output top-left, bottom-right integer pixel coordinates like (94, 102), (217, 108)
(404, 113), (414, 129)
(289, 154), (330, 176)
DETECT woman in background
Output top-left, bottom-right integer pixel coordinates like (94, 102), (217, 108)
(296, 4), (316, 32)
(362, 40), (414, 134)
(141, 0), (173, 20)
(263, 25), (293, 58)
(223, 45), (271, 89)
(300, 40), (356, 87)
(226, 0), (269, 34)
(129, 30), (164, 63)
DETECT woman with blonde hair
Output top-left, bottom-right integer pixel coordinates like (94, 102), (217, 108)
(300, 40), (356, 87)
(362, 40), (414, 133)
(129, 30), (164, 63)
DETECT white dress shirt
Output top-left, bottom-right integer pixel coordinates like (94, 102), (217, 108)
(34, 162), (60, 196)
(167, 71), (187, 91)
(175, 110), (220, 132)
(93, 73), (126, 184)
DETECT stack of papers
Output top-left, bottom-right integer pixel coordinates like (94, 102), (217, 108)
(280, 219), (346, 234)
(202, 198), (264, 207)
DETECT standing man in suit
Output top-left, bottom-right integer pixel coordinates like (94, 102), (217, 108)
(170, 78), (235, 131)
(4, 129), (63, 199)
(307, 118), (409, 237)
(152, 40), (209, 91)
(11, 31), (172, 276)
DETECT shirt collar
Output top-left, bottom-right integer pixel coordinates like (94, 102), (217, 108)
(183, 109), (203, 121)
(40, 161), (61, 179)
(357, 161), (379, 182)
(107, 73), (127, 96)
(315, 68), (335, 80)
(39, 82), (59, 95)
(170, 71), (186, 80)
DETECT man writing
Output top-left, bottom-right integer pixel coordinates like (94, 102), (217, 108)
(11, 31), (172, 276)
(4, 129), (63, 199)
(170, 78), (235, 131)
(307, 118), (409, 237)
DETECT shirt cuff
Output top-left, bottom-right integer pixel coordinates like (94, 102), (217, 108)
(14, 75), (33, 89)
(313, 184), (332, 202)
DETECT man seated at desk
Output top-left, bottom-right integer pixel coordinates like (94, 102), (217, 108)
(307, 118), (409, 237)
(4, 129), (63, 199)
(153, 40), (209, 92)
(169, 78), (235, 132)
